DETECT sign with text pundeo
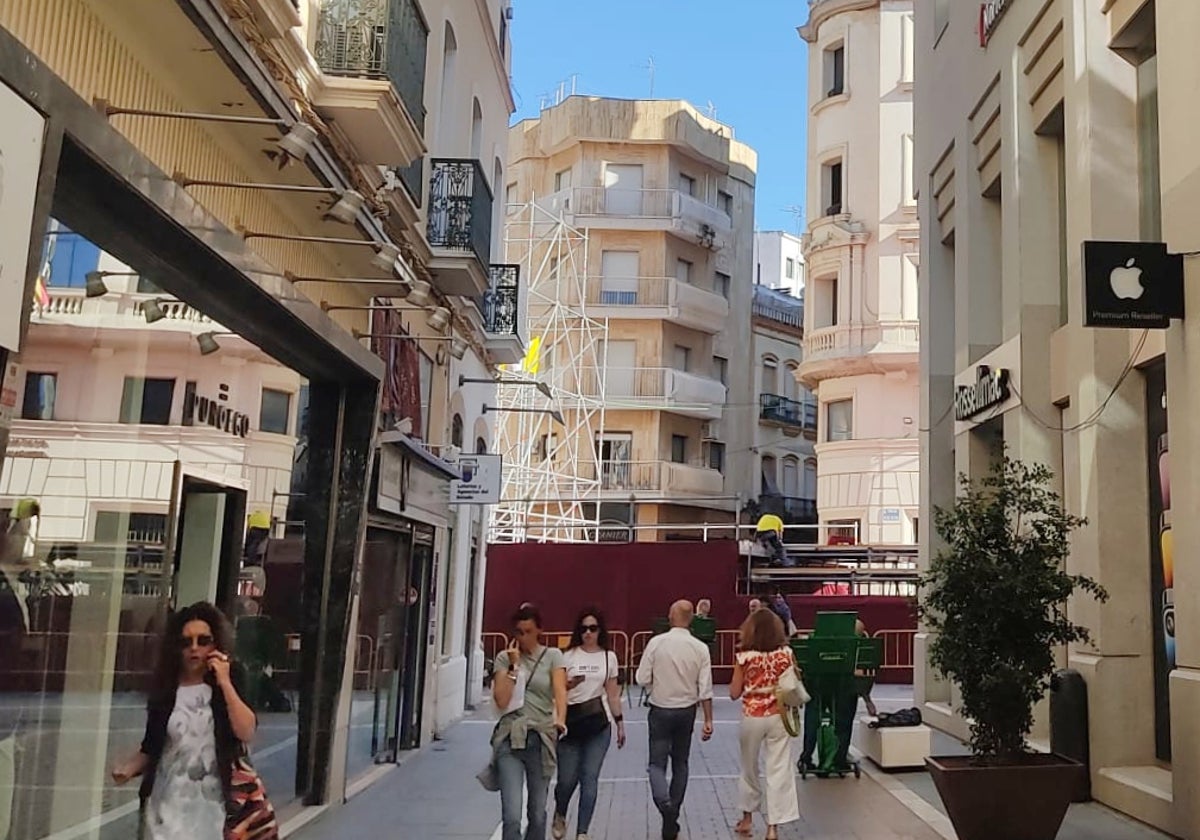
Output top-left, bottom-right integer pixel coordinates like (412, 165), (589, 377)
(1083, 241), (1184, 329)
(0, 82), (46, 352)
(449, 453), (502, 504)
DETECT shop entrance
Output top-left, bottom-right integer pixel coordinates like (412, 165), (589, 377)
(173, 474), (247, 611)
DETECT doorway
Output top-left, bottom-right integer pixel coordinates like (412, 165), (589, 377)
(173, 474), (247, 611)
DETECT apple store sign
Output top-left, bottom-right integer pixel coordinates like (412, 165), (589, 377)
(1083, 241), (1184, 329)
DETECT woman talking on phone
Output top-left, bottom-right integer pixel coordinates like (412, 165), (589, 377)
(491, 603), (567, 840)
(552, 607), (624, 840)
(111, 601), (265, 840)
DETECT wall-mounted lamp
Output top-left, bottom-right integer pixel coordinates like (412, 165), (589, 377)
(83, 270), (139, 298)
(174, 173), (366, 224)
(196, 331), (240, 356)
(141, 298), (169, 323)
(240, 231), (401, 273)
(481, 404), (565, 426)
(459, 375), (553, 400)
(406, 280), (434, 308)
(94, 100), (319, 166)
(426, 306), (451, 333)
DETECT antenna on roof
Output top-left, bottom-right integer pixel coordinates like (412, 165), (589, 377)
(783, 205), (806, 236)
(643, 56), (656, 98)
(704, 100), (717, 119)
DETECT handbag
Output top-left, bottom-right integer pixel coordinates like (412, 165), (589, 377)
(224, 753), (279, 840)
(776, 652), (810, 738)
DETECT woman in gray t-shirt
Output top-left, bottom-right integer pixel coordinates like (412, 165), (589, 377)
(491, 604), (566, 840)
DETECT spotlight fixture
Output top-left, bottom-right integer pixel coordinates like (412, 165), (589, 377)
(426, 306), (451, 333)
(407, 280), (434, 307)
(450, 339), (467, 360)
(84, 271), (109, 298)
(175, 173), (367, 226)
(142, 299), (166, 324)
(197, 332), (221, 355)
(327, 189), (366, 225)
(277, 123), (320, 163)
(371, 242), (401, 272)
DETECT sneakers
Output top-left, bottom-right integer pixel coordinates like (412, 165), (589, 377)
(551, 813), (566, 840)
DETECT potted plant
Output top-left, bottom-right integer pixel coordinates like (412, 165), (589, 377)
(921, 456), (1108, 840)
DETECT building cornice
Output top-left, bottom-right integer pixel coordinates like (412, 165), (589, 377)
(798, 0), (879, 43)
(474, 0), (516, 114)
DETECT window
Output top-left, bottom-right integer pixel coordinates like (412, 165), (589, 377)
(675, 258), (693, 285)
(499, 6), (508, 58)
(761, 357), (777, 395)
(826, 399), (853, 441)
(476, 436), (488, 454)
(824, 44), (845, 97)
(782, 457), (800, 497)
(670, 434), (687, 464)
(451, 413), (464, 448)
(822, 159), (844, 216)
(785, 258), (795, 279)
(505, 182), (517, 206)
(761, 456), (779, 495)
(21, 372), (56, 420)
(120, 377), (174, 425)
(679, 173), (696, 196)
(714, 271), (731, 299)
(713, 356), (728, 385)
(815, 275), (839, 328)
(600, 250), (639, 304)
(554, 167), (572, 193)
(673, 345), (691, 372)
(260, 388), (292, 434)
(94, 511), (169, 546)
(440, 526), (457, 658)
(708, 441), (726, 473)
(719, 190), (733, 215)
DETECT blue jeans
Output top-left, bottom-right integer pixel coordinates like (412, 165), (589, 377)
(496, 734), (551, 840)
(554, 724), (611, 833)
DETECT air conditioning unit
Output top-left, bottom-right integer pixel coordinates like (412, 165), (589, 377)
(701, 422), (718, 442)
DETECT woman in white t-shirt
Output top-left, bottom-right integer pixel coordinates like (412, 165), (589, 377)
(551, 607), (625, 840)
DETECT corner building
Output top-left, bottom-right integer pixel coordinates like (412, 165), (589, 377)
(916, 1), (1200, 834)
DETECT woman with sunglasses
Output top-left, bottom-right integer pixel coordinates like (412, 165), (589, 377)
(552, 607), (624, 840)
(111, 601), (260, 840)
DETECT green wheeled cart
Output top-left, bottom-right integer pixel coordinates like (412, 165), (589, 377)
(790, 611), (881, 779)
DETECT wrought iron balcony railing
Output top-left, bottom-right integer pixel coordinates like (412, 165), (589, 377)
(759, 394), (818, 430)
(484, 265), (520, 338)
(759, 494), (818, 525)
(427, 159), (493, 268)
(314, 0), (428, 133)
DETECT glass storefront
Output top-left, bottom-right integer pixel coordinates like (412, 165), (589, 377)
(0, 221), (310, 838)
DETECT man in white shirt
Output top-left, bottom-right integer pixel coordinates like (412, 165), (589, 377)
(636, 600), (714, 840)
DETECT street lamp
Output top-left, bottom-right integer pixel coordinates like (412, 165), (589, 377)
(459, 375), (553, 400)
(481, 404), (565, 426)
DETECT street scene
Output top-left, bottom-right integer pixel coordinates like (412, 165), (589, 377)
(0, 0), (1194, 839)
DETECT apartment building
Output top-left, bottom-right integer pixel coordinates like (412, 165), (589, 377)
(798, 0), (920, 545)
(754, 229), (806, 297)
(0, 0), (519, 834)
(916, 0), (1200, 834)
(505, 97), (758, 535)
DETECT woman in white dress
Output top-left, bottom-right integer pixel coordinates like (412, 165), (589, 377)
(111, 601), (259, 839)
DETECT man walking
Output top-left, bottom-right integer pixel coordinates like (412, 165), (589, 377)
(636, 600), (714, 840)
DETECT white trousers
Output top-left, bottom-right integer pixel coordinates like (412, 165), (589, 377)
(738, 713), (800, 826)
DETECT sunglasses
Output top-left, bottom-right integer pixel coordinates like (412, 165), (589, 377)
(179, 634), (215, 649)
(580, 624), (600, 634)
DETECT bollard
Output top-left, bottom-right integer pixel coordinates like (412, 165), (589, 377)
(1049, 668), (1090, 802)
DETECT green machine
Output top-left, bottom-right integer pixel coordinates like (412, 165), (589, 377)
(790, 611), (881, 779)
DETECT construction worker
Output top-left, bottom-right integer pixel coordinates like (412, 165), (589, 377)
(754, 513), (790, 567)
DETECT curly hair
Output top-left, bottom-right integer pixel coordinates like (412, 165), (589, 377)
(148, 601), (234, 708)
(567, 606), (610, 650)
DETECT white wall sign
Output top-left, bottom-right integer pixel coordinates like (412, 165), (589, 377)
(881, 508), (901, 523)
(0, 82), (46, 353)
(450, 453), (502, 504)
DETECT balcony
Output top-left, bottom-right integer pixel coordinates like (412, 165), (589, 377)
(427, 159), (494, 296)
(759, 394), (818, 435)
(33, 288), (215, 332)
(311, 0), (428, 165)
(586, 276), (729, 334)
(798, 321), (920, 385)
(480, 264), (523, 365)
(582, 367), (726, 420)
(759, 493), (818, 525)
(549, 187), (732, 249)
(597, 460), (725, 499)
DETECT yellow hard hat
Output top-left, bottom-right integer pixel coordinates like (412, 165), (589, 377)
(248, 510), (271, 530)
(12, 499), (40, 520)
(755, 513), (784, 536)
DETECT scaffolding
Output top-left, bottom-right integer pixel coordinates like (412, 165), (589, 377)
(489, 199), (608, 543)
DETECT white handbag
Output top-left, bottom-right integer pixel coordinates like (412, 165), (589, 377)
(776, 659), (810, 708)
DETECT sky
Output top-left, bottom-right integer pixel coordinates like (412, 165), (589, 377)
(509, 0), (811, 234)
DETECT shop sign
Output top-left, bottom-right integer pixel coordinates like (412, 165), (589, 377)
(979, 0), (1012, 47)
(954, 365), (1011, 421)
(450, 454), (502, 504)
(881, 508), (901, 523)
(0, 82), (46, 353)
(1083, 241), (1184, 329)
(183, 390), (250, 438)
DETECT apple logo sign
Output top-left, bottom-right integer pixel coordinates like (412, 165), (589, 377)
(1110, 257), (1145, 300)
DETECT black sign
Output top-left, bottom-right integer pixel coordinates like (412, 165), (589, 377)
(1083, 241), (1184, 329)
(183, 389), (250, 438)
(955, 365), (1011, 421)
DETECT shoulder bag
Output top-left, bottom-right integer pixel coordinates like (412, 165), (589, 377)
(225, 751), (279, 840)
(563, 651), (611, 742)
(776, 650), (810, 738)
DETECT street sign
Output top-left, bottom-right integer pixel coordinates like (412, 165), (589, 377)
(1082, 241), (1184, 329)
(449, 453), (502, 504)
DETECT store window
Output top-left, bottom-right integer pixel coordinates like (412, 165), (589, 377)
(119, 376), (175, 425)
(826, 399), (853, 441)
(671, 434), (687, 464)
(21, 372), (57, 420)
(260, 388), (292, 434)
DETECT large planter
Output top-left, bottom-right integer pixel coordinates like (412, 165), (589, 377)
(926, 754), (1084, 840)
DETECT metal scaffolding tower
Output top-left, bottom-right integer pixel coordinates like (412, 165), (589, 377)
(489, 199), (608, 543)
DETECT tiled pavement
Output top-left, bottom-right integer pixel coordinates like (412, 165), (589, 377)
(293, 687), (1175, 840)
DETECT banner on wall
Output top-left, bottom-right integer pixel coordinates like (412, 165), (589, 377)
(0, 81), (46, 352)
(1144, 360), (1172, 762)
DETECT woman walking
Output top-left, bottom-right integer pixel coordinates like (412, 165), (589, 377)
(552, 607), (625, 840)
(111, 601), (265, 840)
(729, 609), (800, 839)
(491, 604), (568, 840)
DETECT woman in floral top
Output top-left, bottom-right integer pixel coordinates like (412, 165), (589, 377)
(729, 610), (800, 838)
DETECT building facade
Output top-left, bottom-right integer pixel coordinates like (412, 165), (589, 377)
(504, 97), (758, 536)
(754, 229), (806, 297)
(798, 0), (920, 545)
(0, 0), (519, 836)
(916, 1), (1200, 835)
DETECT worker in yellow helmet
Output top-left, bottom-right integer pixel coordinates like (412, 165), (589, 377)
(754, 512), (790, 568)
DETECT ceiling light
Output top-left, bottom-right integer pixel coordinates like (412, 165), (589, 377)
(277, 123), (319, 162)
(142, 299), (166, 323)
(371, 242), (401, 272)
(328, 189), (366, 225)
(197, 332), (221, 355)
(407, 280), (433, 307)
(84, 271), (109, 298)
(427, 306), (451, 332)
